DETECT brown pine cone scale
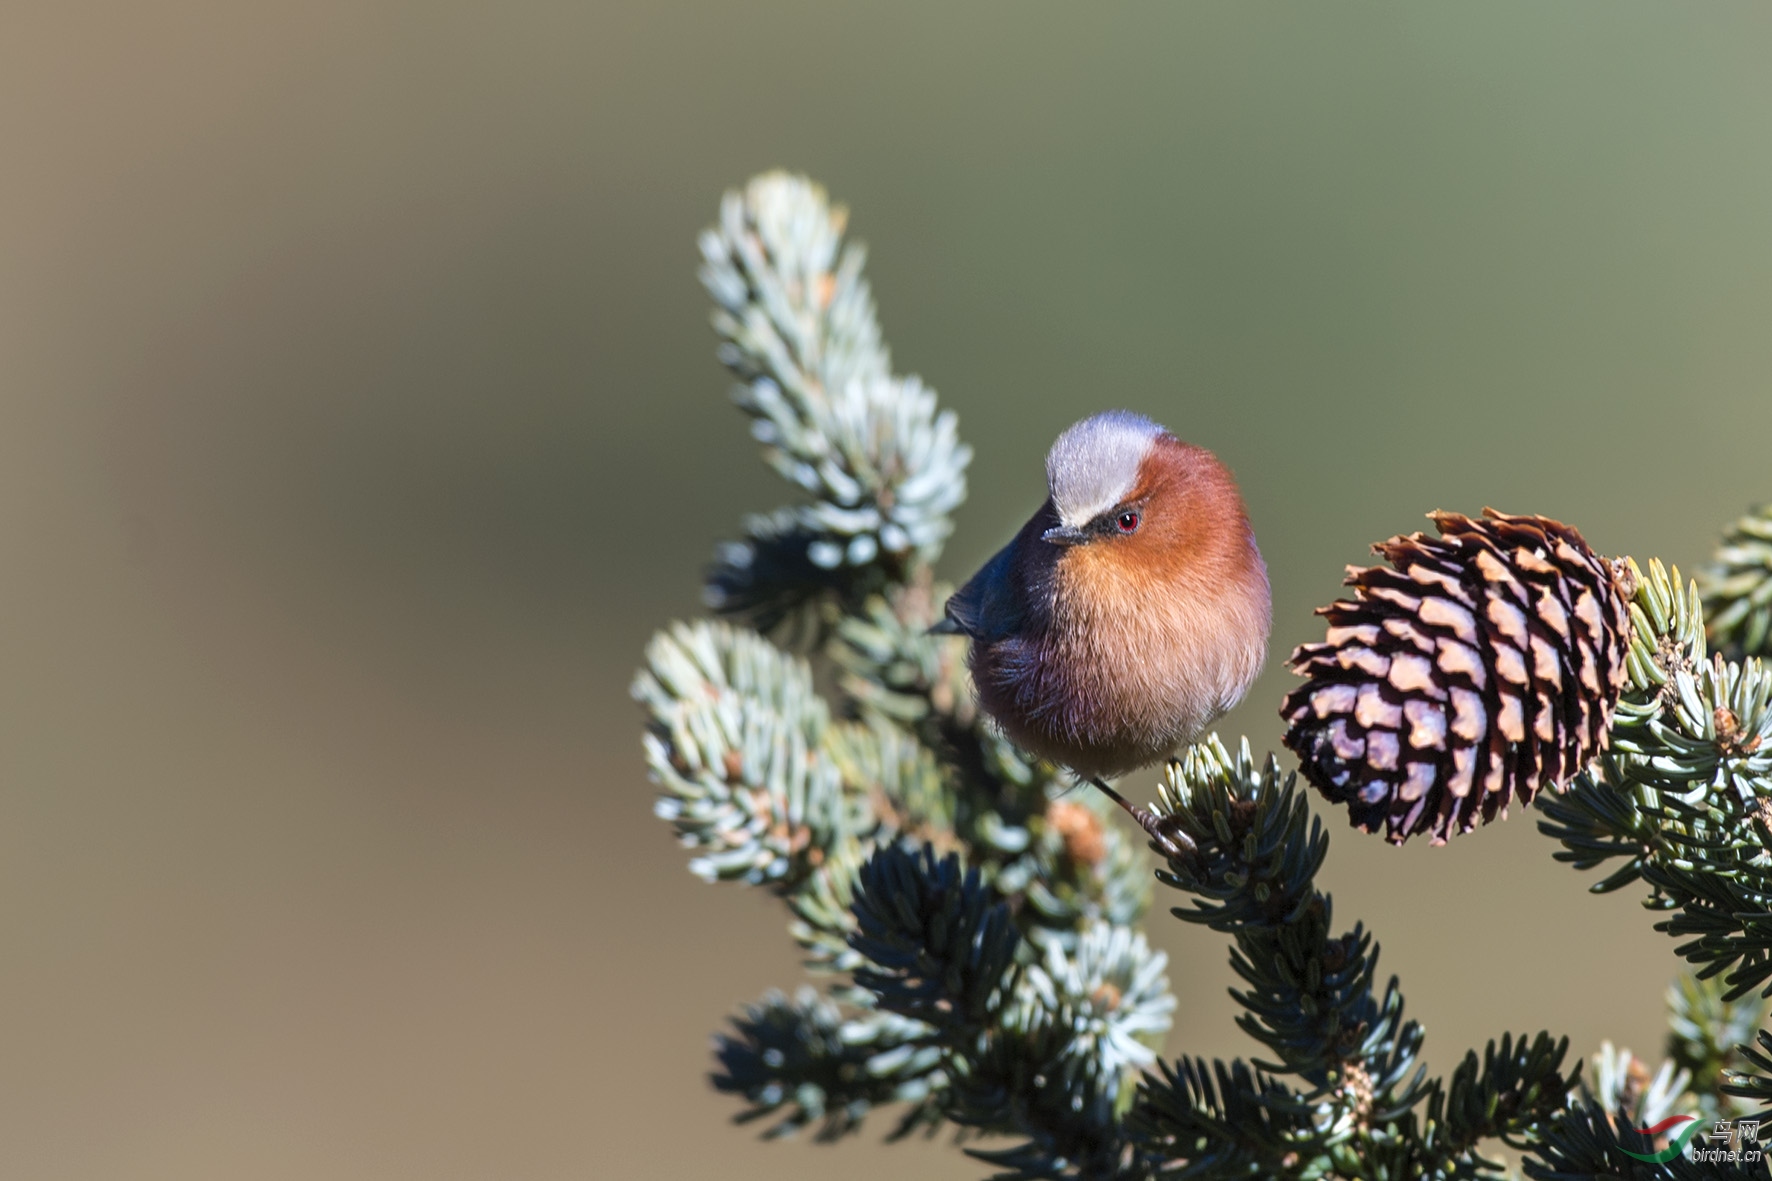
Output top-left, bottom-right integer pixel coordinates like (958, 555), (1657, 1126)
(1282, 510), (1632, 844)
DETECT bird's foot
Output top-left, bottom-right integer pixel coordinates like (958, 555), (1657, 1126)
(1088, 778), (1196, 860)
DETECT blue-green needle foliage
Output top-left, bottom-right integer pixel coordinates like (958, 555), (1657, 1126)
(697, 173), (969, 632)
(636, 173), (1166, 1169)
(1536, 554), (1772, 1151)
(1701, 504), (1772, 662)
(1539, 560), (1772, 1000)
(1128, 740), (1575, 1180)
(1664, 974), (1768, 1123)
(638, 172), (1772, 1178)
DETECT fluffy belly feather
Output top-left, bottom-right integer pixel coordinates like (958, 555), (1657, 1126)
(972, 588), (1265, 780)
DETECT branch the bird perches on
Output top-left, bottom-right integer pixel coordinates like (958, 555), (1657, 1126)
(636, 172), (1772, 1179)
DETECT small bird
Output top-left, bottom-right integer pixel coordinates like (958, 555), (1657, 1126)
(937, 410), (1271, 848)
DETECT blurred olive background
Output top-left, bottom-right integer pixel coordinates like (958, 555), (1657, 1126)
(3, 2), (1770, 1178)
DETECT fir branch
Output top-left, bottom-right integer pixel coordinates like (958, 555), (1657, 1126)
(1015, 922), (1175, 1095)
(649, 177), (1187, 1169)
(1128, 1057), (1316, 1179)
(1701, 502), (1772, 662)
(1149, 738), (1395, 1090)
(1665, 974), (1766, 1121)
(826, 716), (956, 850)
(1131, 738), (1578, 1179)
(1021, 795), (1154, 949)
(828, 569), (973, 727)
(1587, 1040), (1692, 1133)
(641, 171), (1772, 1180)
(712, 987), (942, 1141)
(1538, 559), (1772, 1000)
(1618, 556), (1709, 714)
(826, 573), (1138, 951)
(634, 619), (863, 886)
(1721, 1028), (1772, 1116)
(1426, 1033), (1577, 1169)
(704, 506), (856, 635)
(1129, 738), (1378, 1170)
(950, 1017), (1134, 1181)
(1534, 751), (1660, 893)
(827, 571), (1064, 825)
(949, 926), (1175, 1180)
(848, 842), (1151, 1179)
(1521, 1097), (1763, 1180)
(848, 843), (1020, 1034)
(698, 172), (971, 629)
(786, 837), (868, 972)
(700, 172), (889, 427)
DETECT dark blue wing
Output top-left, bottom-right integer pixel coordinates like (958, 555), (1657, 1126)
(935, 540), (1021, 642)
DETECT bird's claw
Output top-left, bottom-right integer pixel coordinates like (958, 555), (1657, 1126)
(1135, 806), (1197, 861)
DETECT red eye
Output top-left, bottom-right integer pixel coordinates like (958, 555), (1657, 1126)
(1116, 511), (1140, 534)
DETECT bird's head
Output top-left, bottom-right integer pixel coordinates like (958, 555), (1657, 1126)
(1039, 410), (1256, 586)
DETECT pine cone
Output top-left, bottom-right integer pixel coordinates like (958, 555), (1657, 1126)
(1281, 510), (1633, 844)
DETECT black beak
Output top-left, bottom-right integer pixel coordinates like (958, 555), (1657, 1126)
(1041, 524), (1089, 547)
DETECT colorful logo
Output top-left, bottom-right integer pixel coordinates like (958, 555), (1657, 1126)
(1617, 1114), (1704, 1163)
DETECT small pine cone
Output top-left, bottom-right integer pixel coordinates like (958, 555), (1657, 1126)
(1281, 509), (1633, 844)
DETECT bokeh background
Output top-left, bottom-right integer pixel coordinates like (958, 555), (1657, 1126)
(3, 3), (1770, 1178)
